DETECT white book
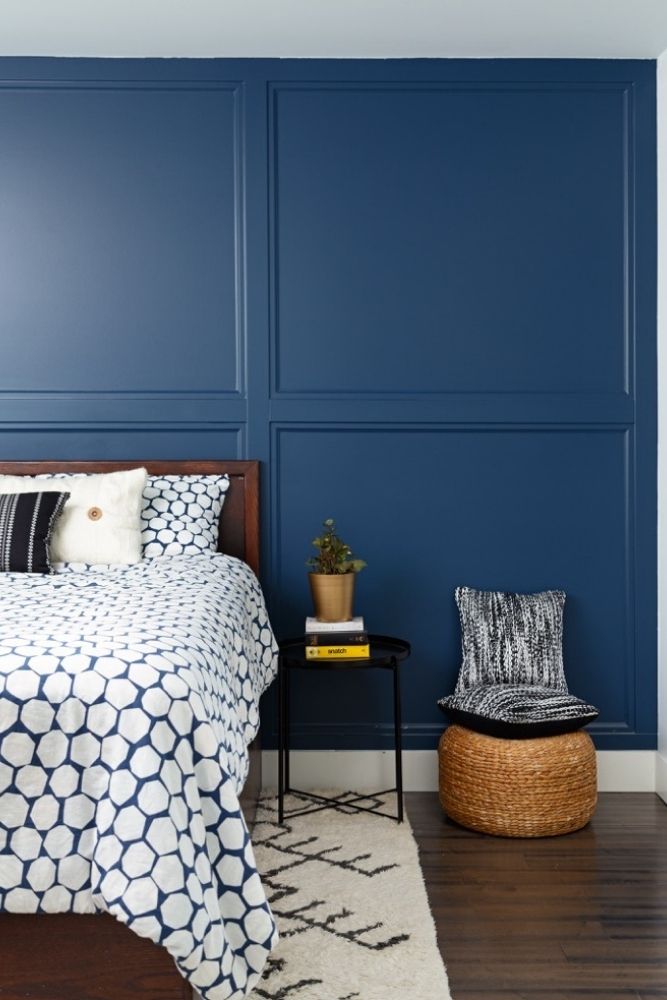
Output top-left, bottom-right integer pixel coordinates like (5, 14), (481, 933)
(305, 616), (365, 634)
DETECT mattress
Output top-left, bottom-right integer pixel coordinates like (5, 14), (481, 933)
(0, 553), (278, 1000)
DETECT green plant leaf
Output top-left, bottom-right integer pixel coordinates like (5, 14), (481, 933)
(307, 518), (365, 574)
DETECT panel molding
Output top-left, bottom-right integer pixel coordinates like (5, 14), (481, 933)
(269, 394), (635, 424)
(0, 395), (248, 426)
(0, 58), (654, 754)
(0, 79), (246, 402)
(0, 424), (246, 460)
(270, 422), (648, 746)
(268, 79), (634, 400)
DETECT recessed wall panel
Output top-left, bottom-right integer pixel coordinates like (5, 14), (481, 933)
(0, 427), (243, 460)
(274, 426), (632, 744)
(0, 85), (241, 394)
(272, 85), (628, 395)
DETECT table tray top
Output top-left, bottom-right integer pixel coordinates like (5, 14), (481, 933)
(278, 634), (410, 668)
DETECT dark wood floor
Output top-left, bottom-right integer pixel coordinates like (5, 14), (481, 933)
(406, 792), (667, 1000)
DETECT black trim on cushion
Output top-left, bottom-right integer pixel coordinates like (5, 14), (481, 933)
(440, 706), (596, 739)
(0, 491), (69, 573)
(438, 684), (599, 740)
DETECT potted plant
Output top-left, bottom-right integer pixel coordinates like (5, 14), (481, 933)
(306, 518), (366, 622)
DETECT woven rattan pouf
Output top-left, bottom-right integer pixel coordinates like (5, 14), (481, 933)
(439, 725), (597, 837)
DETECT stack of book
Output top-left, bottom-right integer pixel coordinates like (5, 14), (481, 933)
(305, 616), (370, 659)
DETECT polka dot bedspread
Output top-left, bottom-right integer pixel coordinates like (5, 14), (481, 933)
(0, 553), (279, 1000)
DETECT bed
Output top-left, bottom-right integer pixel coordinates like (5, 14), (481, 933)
(0, 460), (275, 1000)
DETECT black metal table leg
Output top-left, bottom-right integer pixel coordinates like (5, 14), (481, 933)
(278, 657), (285, 823)
(393, 656), (403, 822)
(285, 661), (291, 794)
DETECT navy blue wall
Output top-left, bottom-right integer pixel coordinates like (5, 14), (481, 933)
(0, 58), (656, 751)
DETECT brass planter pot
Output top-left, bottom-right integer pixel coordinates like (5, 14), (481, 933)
(308, 572), (355, 622)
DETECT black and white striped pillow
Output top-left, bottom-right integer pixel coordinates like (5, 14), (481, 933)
(0, 491), (69, 574)
(438, 684), (598, 739)
(455, 586), (567, 694)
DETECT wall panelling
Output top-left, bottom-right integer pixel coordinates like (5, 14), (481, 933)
(0, 58), (656, 751)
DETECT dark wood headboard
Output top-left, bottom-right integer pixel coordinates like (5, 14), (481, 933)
(0, 459), (260, 575)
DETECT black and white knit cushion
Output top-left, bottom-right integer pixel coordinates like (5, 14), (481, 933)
(455, 586), (567, 694)
(438, 684), (598, 739)
(0, 491), (69, 574)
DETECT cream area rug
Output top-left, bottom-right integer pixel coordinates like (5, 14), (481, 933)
(246, 791), (452, 1000)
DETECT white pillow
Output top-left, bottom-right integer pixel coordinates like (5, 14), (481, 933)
(0, 468), (147, 565)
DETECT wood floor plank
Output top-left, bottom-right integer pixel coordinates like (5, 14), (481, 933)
(406, 791), (667, 998)
(455, 992), (648, 1000)
(456, 992), (647, 1000)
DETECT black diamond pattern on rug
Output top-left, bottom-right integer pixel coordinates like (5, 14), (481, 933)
(246, 791), (451, 1000)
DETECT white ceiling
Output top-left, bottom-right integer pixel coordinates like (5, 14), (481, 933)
(1, 0), (667, 59)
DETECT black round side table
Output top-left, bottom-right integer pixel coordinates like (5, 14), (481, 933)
(277, 635), (411, 824)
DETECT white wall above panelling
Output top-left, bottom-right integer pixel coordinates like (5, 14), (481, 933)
(1, 0), (667, 59)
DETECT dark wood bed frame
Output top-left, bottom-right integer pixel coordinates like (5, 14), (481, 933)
(0, 460), (263, 1000)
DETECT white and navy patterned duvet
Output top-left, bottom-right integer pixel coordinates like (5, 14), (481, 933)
(0, 553), (278, 1000)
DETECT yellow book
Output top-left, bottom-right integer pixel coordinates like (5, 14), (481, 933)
(305, 643), (370, 659)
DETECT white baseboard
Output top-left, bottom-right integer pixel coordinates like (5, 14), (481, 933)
(263, 748), (659, 794)
(596, 750), (656, 792)
(656, 752), (667, 803)
(262, 750), (438, 793)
